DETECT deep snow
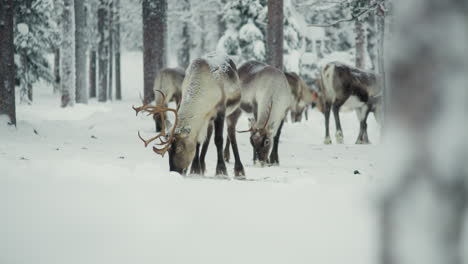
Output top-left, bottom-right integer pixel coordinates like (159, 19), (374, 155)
(1, 52), (382, 264)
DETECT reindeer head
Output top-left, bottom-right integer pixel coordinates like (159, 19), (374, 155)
(167, 126), (196, 175)
(239, 103), (274, 166)
(133, 90), (193, 175)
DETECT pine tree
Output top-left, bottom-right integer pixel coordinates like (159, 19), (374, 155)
(266, 0), (284, 70)
(115, 0), (122, 100)
(176, 0), (190, 69)
(142, 0), (167, 103)
(75, 0), (88, 104)
(14, 0), (56, 104)
(108, 0), (114, 101)
(60, 0), (76, 107)
(98, 0), (109, 102)
(0, 0), (16, 125)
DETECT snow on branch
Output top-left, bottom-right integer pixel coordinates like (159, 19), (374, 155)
(307, 2), (378, 27)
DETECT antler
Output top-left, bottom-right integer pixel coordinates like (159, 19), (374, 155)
(237, 101), (273, 133)
(133, 90), (178, 157)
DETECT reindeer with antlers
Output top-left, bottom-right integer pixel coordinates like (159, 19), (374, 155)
(224, 61), (293, 166)
(133, 54), (245, 178)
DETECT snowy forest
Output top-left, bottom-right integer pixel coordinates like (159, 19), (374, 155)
(1, 0), (467, 263)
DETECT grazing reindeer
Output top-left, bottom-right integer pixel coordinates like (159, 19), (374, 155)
(225, 61), (293, 166)
(152, 67), (185, 132)
(319, 62), (382, 144)
(285, 72), (317, 122)
(134, 55), (245, 178)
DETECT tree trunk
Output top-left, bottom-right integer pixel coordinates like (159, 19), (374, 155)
(266, 0), (283, 70)
(0, 0), (16, 125)
(366, 9), (377, 71)
(108, 0), (114, 101)
(177, 0), (190, 69)
(98, 0), (109, 102)
(54, 48), (61, 94)
(89, 50), (97, 98)
(75, 0), (88, 104)
(60, 0), (76, 107)
(380, 1), (468, 264)
(142, 0), (167, 104)
(115, 0), (122, 100)
(355, 18), (365, 69)
(217, 0), (226, 41)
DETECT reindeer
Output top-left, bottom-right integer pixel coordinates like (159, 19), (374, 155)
(133, 55), (245, 178)
(285, 72), (317, 123)
(152, 67), (185, 132)
(319, 61), (382, 144)
(224, 61), (293, 166)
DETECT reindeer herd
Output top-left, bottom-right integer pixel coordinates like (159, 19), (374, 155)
(133, 53), (382, 179)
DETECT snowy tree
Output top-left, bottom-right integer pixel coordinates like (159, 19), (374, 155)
(381, 0), (468, 263)
(88, 0), (99, 98)
(176, 0), (190, 69)
(75, 0), (88, 104)
(60, 0), (76, 107)
(108, 0), (114, 101)
(14, 0), (57, 104)
(266, 0), (284, 69)
(115, 0), (122, 100)
(238, 19), (265, 62)
(98, 0), (109, 102)
(142, 0), (167, 103)
(0, 0), (16, 125)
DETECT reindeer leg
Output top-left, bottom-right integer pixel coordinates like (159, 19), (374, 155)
(333, 98), (347, 144)
(356, 105), (371, 144)
(227, 109), (245, 178)
(324, 102), (332, 144)
(199, 123), (213, 175)
(269, 120), (284, 166)
(190, 143), (202, 175)
(214, 112), (228, 177)
(304, 107), (309, 121)
(224, 138), (231, 162)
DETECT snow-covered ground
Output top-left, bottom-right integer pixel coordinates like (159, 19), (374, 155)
(0, 52), (383, 264)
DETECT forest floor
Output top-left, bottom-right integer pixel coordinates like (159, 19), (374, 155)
(0, 53), (383, 264)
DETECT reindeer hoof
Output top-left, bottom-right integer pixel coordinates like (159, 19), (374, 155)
(356, 139), (370, 145)
(190, 164), (202, 175)
(336, 131), (344, 144)
(216, 162), (228, 176)
(324, 137), (332, 145)
(234, 164), (245, 177)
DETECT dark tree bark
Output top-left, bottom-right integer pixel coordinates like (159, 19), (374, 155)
(115, 0), (122, 100)
(54, 48), (61, 94)
(266, 0), (284, 70)
(380, 1), (468, 264)
(355, 19), (365, 69)
(61, 0), (76, 107)
(108, 0), (114, 101)
(89, 50), (97, 98)
(98, 0), (109, 102)
(75, 0), (88, 104)
(142, 0), (167, 104)
(177, 0), (190, 69)
(0, 0), (16, 125)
